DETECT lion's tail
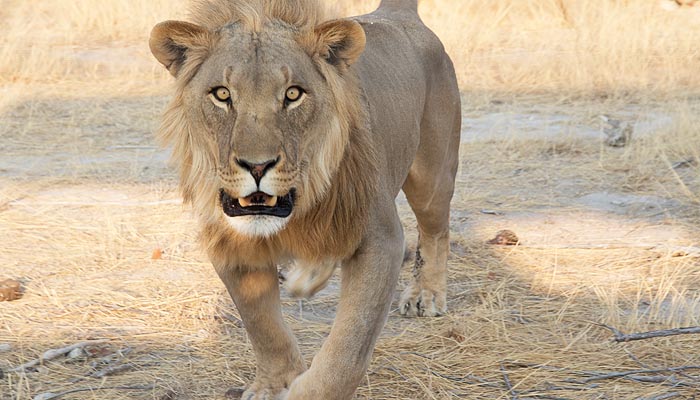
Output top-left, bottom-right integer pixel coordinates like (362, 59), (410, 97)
(378, 0), (418, 14)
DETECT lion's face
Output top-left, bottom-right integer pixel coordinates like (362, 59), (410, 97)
(151, 19), (366, 237)
(192, 25), (334, 237)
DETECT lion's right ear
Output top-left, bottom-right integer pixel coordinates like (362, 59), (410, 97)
(149, 20), (213, 78)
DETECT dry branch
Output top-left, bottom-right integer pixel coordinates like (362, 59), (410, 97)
(90, 362), (137, 378)
(12, 339), (109, 372)
(600, 324), (700, 342)
(638, 392), (681, 400)
(568, 366), (700, 386)
(32, 383), (155, 400)
(500, 363), (520, 399)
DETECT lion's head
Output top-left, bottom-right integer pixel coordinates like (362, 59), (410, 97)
(150, 0), (367, 239)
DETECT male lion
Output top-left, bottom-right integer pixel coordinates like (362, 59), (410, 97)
(150, 0), (460, 398)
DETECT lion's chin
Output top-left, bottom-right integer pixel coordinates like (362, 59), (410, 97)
(225, 214), (290, 238)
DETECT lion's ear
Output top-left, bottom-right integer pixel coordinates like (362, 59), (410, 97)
(311, 19), (366, 71)
(149, 20), (212, 77)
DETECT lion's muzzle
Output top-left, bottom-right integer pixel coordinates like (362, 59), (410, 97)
(219, 189), (295, 218)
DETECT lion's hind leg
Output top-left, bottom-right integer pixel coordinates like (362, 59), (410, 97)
(399, 219), (451, 317)
(399, 73), (460, 317)
(400, 162), (456, 317)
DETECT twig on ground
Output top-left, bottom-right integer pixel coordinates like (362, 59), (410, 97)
(480, 209), (504, 215)
(624, 375), (685, 385)
(520, 383), (600, 393)
(500, 362), (519, 399)
(32, 383), (155, 400)
(599, 324), (700, 342)
(12, 339), (109, 372)
(566, 366), (700, 386)
(69, 347), (134, 383)
(419, 368), (501, 389)
(399, 351), (434, 360)
(672, 158), (697, 169)
(636, 392), (681, 400)
(502, 362), (568, 372)
(90, 362), (137, 378)
(368, 362), (410, 381)
(623, 347), (651, 368)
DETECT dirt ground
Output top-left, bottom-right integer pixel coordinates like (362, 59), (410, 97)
(2, 0), (700, 399)
(1, 90), (699, 399)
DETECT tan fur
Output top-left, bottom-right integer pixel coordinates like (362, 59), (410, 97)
(189, 0), (326, 32)
(150, 0), (461, 398)
(237, 270), (277, 301)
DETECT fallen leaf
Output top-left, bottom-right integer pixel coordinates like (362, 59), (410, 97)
(487, 230), (519, 246)
(0, 279), (22, 301)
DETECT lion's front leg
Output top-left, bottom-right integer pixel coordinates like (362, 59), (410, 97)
(216, 266), (306, 399)
(284, 214), (404, 400)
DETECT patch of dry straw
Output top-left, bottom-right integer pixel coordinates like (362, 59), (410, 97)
(1, 0), (700, 399)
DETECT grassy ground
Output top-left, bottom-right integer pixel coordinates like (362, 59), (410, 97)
(1, 1), (700, 399)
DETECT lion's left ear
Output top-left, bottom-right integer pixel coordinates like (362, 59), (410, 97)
(310, 19), (366, 71)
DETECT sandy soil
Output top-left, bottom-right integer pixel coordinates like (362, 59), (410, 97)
(1, 86), (699, 399)
(2, 1), (700, 398)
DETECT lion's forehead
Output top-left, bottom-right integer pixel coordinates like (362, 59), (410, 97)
(203, 25), (314, 83)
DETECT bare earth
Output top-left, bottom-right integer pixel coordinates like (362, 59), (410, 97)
(1, 1), (700, 398)
(1, 88), (699, 399)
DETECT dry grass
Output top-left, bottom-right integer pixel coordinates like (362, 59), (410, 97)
(3, 0), (700, 97)
(342, 0), (700, 96)
(2, 0), (700, 399)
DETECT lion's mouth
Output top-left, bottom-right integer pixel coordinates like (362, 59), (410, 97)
(219, 189), (295, 218)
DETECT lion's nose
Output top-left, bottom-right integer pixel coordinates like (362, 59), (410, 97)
(236, 157), (279, 185)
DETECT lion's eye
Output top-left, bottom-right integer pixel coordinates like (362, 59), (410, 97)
(284, 86), (304, 104)
(212, 87), (231, 102)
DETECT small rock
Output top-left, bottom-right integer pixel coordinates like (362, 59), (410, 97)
(0, 343), (11, 353)
(35, 366), (50, 375)
(600, 115), (633, 147)
(487, 230), (519, 245)
(67, 347), (84, 359)
(224, 388), (246, 399)
(480, 209), (503, 216)
(33, 393), (57, 400)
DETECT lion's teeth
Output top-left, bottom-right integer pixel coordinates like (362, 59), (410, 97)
(239, 197), (252, 207)
(238, 195), (277, 208)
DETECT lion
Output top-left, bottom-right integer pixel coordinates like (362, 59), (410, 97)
(149, 0), (460, 398)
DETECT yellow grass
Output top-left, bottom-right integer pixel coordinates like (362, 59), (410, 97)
(3, 0), (700, 96)
(1, 0), (700, 399)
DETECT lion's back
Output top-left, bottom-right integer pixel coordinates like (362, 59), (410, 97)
(352, 5), (460, 192)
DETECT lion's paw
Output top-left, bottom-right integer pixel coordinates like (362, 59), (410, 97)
(399, 283), (446, 317)
(284, 260), (337, 298)
(230, 387), (287, 400)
